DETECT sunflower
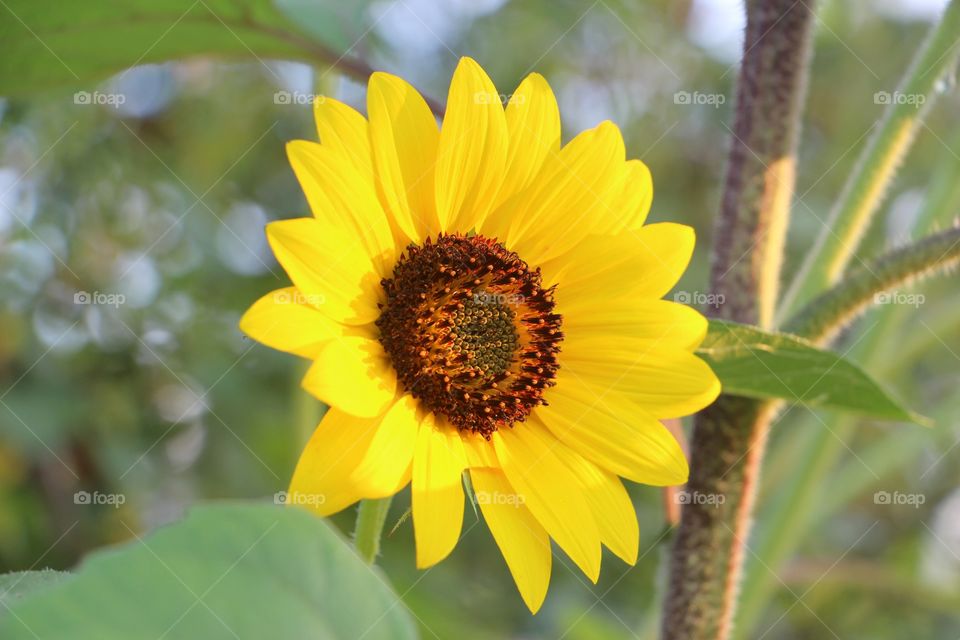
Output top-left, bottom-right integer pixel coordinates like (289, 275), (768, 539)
(241, 57), (719, 613)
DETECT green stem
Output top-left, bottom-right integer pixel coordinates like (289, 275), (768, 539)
(661, 2), (815, 638)
(778, 0), (960, 318)
(354, 497), (393, 564)
(786, 224), (960, 342)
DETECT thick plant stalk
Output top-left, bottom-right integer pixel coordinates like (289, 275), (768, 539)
(661, 1), (815, 639)
(786, 224), (960, 342)
(778, 0), (960, 318)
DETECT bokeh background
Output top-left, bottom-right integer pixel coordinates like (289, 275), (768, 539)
(1, 0), (959, 638)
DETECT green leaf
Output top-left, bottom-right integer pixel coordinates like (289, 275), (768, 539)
(0, 0), (363, 97)
(698, 320), (926, 424)
(0, 571), (70, 609)
(0, 503), (418, 640)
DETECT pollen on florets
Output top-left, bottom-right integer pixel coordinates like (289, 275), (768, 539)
(376, 234), (563, 437)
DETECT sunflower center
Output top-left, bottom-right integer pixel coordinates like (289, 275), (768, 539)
(376, 234), (562, 437)
(450, 296), (519, 378)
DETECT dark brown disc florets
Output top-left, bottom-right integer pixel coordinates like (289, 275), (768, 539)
(376, 234), (562, 437)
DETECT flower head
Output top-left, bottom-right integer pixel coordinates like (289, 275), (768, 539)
(241, 57), (720, 613)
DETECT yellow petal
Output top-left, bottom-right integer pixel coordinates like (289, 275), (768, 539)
(492, 72), (561, 209)
(435, 57), (508, 232)
(493, 421), (602, 582)
(367, 72), (440, 243)
(266, 218), (382, 325)
(542, 425), (639, 565)
(536, 371), (689, 485)
(562, 339), (721, 419)
(288, 409), (369, 516)
(313, 97), (373, 180)
(485, 121), (625, 265)
(624, 160), (654, 230)
(413, 414), (467, 568)
(286, 142), (395, 275)
(592, 159), (653, 234)
(547, 223), (696, 301)
(302, 336), (397, 418)
(351, 394), (420, 495)
(239, 287), (352, 359)
(288, 402), (413, 516)
(563, 299), (708, 352)
(470, 467), (551, 613)
(461, 430), (499, 468)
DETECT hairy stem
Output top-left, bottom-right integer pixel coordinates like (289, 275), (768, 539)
(354, 497), (393, 564)
(786, 224), (960, 342)
(661, 1), (815, 639)
(778, 0), (960, 318)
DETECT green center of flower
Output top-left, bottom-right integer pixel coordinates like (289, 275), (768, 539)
(376, 234), (562, 437)
(449, 296), (519, 379)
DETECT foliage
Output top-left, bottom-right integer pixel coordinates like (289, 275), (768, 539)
(1, 1), (958, 638)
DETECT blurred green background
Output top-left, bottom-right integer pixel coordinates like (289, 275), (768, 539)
(1, 0), (959, 638)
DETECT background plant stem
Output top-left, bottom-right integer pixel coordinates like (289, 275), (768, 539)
(661, 1), (815, 638)
(777, 0), (960, 319)
(786, 225), (960, 342)
(354, 497), (393, 564)
(733, 130), (960, 633)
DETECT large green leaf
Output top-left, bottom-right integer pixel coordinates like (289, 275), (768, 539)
(0, 0), (367, 96)
(0, 503), (418, 640)
(698, 320), (925, 424)
(0, 571), (70, 609)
